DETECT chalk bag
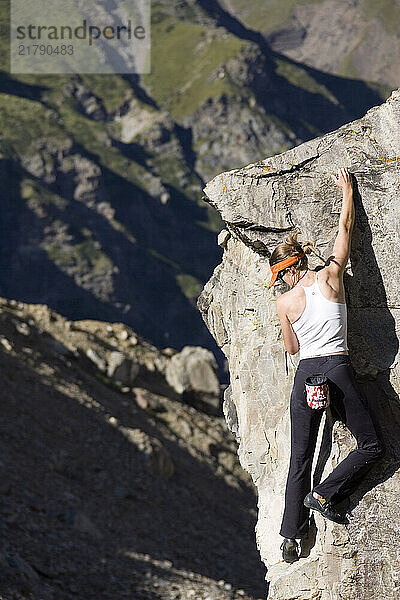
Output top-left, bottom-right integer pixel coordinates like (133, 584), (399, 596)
(304, 374), (330, 410)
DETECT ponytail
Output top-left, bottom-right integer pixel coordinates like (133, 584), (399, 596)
(269, 229), (321, 272)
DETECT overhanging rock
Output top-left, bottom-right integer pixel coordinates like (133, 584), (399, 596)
(197, 89), (400, 599)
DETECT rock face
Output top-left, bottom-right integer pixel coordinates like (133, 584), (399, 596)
(197, 89), (400, 598)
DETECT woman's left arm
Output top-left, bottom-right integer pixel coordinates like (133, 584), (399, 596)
(276, 297), (299, 355)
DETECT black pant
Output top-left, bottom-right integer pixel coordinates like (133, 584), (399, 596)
(280, 354), (383, 539)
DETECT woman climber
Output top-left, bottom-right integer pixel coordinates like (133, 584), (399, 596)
(268, 167), (383, 564)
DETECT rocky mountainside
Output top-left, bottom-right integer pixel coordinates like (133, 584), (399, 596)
(0, 1), (392, 382)
(198, 89), (400, 598)
(220, 0), (400, 88)
(0, 296), (267, 599)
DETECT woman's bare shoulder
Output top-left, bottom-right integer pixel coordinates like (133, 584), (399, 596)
(277, 285), (304, 310)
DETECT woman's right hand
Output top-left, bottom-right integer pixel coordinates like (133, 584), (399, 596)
(331, 167), (353, 192)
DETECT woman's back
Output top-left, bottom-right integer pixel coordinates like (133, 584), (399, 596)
(291, 270), (348, 359)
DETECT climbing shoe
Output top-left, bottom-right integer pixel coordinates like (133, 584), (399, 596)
(303, 492), (348, 524)
(280, 538), (299, 563)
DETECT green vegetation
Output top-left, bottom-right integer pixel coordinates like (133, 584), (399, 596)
(195, 204), (225, 234)
(362, 0), (400, 35)
(146, 249), (205, 300)
(275, 58), (339, 104)
(0, 94), (69, 157)
(21, 178), (68, 209)
(106, 218), (137, 245)
(0, 2), (10, 72)
(218, 0), (324, 34)
(143, 20), (246, 119)
(56, 95), (198, 202)
(46, 238), (114, 275)
(58, 97), (148, 186)
(147, 248), (180, 270)
(214, 0), (400, 38)
(176, 273), (203, 299)
(80, 74), (132, 114)
(150, 153), (185, 189)
(336, 26), (369, 80)
(337, 49), (362, 80)
(365, 81), (393, 101)
(0, 86), (163, 202)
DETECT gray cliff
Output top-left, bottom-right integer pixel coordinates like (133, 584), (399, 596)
(197, 89), (400, 598)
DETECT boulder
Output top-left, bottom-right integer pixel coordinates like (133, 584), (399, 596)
(86, 347), (107, 371)
(165, 345), (221, 412)
(197, 89), (400, 598)
(120, 427), (175, 479)
(107, 350), (139, 386)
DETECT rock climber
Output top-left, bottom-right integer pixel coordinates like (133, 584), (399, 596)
(268, 167), (383, 564)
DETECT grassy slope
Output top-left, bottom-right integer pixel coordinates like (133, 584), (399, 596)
(221, 0), (323, 33)
(362, 0), (400, 35)
(142, 18), (246, 119)
(0, 93), (69, 156)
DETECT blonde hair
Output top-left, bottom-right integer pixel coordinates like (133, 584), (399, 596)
(269, 230), (318, 274)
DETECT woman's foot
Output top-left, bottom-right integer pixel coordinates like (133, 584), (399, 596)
(303, 491), (348, 524)
(280, 538), (299, 563)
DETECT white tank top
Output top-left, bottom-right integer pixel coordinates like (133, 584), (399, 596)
(291, 271), (348, 360)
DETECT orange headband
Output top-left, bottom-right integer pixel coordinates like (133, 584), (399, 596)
(268, 251), (305, 287)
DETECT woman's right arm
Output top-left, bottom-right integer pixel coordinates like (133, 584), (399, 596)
(326, 167), (354, 275)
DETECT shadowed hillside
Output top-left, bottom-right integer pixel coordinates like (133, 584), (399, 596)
(0, 296), (266, 599)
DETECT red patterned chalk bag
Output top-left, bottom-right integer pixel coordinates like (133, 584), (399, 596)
(304, 374), (330, 410)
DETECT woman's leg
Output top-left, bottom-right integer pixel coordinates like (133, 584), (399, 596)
(313, 355), (383, 501)
(280, 360), (324, 539)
